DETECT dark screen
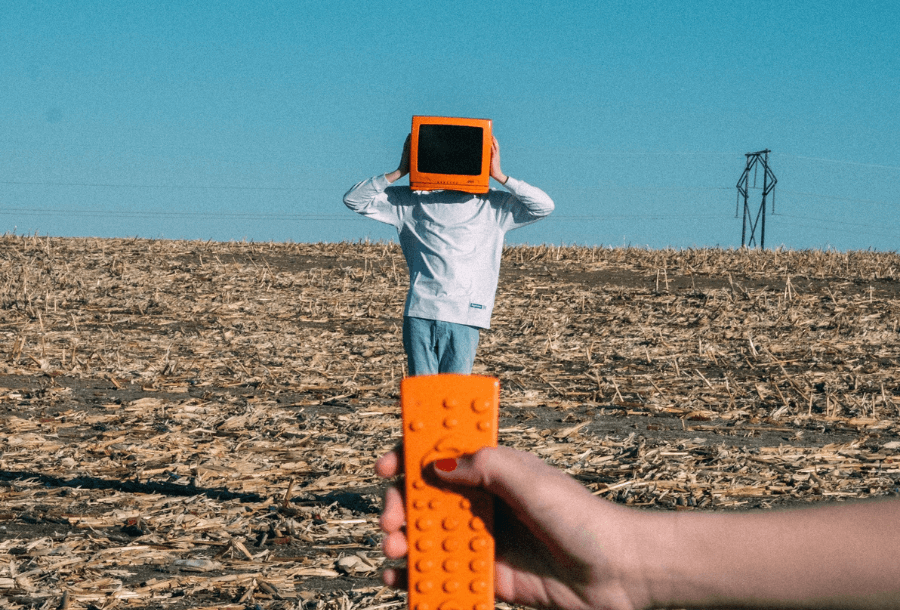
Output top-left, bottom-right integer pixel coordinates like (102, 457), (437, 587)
(417, 124), (484, 176)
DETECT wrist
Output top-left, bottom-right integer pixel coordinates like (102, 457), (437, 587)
(637, 511), (746, 609)
(385, 169), (404, 184)
(617, 510), (682, 610)
(576, 502), (673, 610)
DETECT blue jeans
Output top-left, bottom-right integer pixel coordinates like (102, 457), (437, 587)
(402, 316), (480, 376)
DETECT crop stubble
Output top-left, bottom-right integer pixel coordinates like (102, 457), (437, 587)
(0, 235), (898, 609)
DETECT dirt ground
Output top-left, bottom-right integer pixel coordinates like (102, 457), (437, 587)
(1, 236), (899, 609)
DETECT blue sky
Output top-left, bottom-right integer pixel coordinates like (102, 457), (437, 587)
(2, 1), (898, 251)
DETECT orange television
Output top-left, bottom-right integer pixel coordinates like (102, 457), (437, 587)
(409, 115), (492, 194)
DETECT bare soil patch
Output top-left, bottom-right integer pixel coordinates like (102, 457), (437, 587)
(1, 236), (899, 609)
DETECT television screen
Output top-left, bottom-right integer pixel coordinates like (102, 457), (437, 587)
(410, 116), (492, 193)
(417, 124), (484, 176)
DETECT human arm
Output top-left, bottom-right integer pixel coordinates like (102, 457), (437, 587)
(487, 136), (554, 224)
(342, 136), (412, 224)
(385, 134), (411, 184)
(659, 498), (900, 609)
(376, 445), (900, 610)
(490, 136), (509, 185)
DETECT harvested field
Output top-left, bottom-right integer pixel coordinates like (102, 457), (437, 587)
(1, 234), (899, 609)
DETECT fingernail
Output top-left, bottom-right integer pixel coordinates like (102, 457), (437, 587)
(434, 458), (457, 472)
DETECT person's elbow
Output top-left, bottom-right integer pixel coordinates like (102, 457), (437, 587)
(535, 197), (555, 218)
(343, 185), (367, 211)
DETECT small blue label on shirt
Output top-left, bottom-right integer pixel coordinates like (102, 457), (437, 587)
(469, 303), (484, 310)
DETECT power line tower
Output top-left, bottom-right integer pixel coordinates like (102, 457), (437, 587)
(736, 149), (777, 248)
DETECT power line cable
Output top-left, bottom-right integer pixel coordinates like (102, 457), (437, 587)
(546, 213), (725, 221)
(0, 180), (323, 192)
(550, 186), (733, 193)
(777, 189), (899, 208)
(777, 213), (899, 232)
(0, 207), (365, 221)
(2, 179), (737, 194)
(773, 153), (900, 171)
(0, 206), (732, 222)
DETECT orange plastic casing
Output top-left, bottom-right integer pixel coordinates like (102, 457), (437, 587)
(409, 116), (493, 194)
(400, 374), (499, 610)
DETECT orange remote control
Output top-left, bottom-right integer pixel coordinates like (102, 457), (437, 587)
(401, 374), (499, 610)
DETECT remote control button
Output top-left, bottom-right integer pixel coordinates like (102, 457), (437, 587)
(443, 398), (459, 410)
(442, 517), (460, 531)
(415, 580), (434, 593)
(443, 579), (461, 593)
(472, 398), (492, 413)
(470, 536), (489, 551)
(470, 579), (489, 593)
(477, 420), (491, 431)
(415, 538), (434, 552)
(470, 517), (485, 531)
(442, 537), (460, 552)
(416, 517), (435, 531)
(443, 417), (458, 428)
(442, 558), (460, 572)
(428, 499), (443, 510)
(410, 420), (425, 431)
(470, 558), (489, 572)
(415, 559), (435, 572)
(459, 498), (471, 510)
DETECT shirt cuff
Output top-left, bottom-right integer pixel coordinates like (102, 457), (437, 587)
(375, 174), (392, 190)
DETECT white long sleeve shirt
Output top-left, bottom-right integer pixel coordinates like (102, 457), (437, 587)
(343, 174), (554, 329)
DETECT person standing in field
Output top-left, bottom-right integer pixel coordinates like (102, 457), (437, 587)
(344, 133), (554, 376)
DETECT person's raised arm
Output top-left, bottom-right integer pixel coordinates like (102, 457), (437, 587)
(386, 134), (411, 184)
(486, 136), (553, 224)
(343, 135), (412, 223)
(376, 445), (900, 610)
(490, 136), (509, 185)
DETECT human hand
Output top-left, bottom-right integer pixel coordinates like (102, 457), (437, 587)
(378, 446), (900, 610)
(375, 445), (651, 610)
(386, 134), (411, 184)
(490, 136), (509, 185)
